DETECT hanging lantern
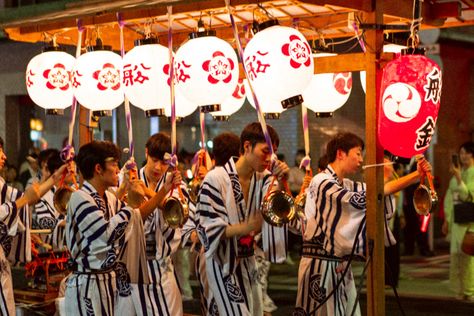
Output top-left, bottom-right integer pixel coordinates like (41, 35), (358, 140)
(123, 38), (168, 117)
(378, 51), (442, 158)
(26, 47), (75, 115)
(243, 21), (313, 109)
(212, 79), (246, 121)
(174, 30), (239, 113)
(164, 93), (198, 122)
(244, 79), (286, 119)
(73, 45), (123, 111)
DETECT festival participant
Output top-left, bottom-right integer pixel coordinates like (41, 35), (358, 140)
(127, 132), (196, 315)
(197, 122), (289, 315)
(294, 132), (431, 315)
(0, 137), (66, 315)
(64, 140), (179, 315)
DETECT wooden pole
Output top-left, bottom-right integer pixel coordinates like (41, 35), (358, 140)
(78, 105), (92, 146)
(364, 3), (385, 316)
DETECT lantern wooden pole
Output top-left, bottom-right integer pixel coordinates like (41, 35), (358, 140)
(79, 105), (92, 146)
(364, 3), (385, 316)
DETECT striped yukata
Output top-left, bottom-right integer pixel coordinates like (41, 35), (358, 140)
(0, 177), (31, 316)
(295, 166), (367, 316)
(121, 167), (196, 316)
(197, 157), (288, 316)
(34, 187), (67, 251)
(64, 181), (133, 316)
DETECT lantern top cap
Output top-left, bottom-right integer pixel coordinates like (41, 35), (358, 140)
(188, 29), (217, 39)
(42, 45), (64, 53)
(401, 47), (426, 56)
(86, 44), (113, 52)
(134, 37), (159, 46)
(252, 19), (279, 33)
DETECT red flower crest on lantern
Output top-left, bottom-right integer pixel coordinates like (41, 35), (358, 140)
(232, 79), (245, 99)
(92, 63), (120, 91)
(43, 63), (70, 90)
(333, 72), (352, 95)
(281, 35), (311, 69)
(202, 51), (235, 84)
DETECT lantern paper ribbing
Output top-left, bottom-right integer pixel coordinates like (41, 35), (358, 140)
(123, 43), (170, 114)
(378, 54), (442, 158)
(212, 79), (246, 120)
(73, 50), (124, 110)
(303, 72), (352, 115)
(174, 36), (239, 112)
(243, 25), (313, 108)
(26, 50), (75, 112)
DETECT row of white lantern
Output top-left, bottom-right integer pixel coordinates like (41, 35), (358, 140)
(26, 23), (314, 118)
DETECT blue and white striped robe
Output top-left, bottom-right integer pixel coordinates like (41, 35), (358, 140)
(0, 177), (31, 316)
(295, 166), (367, 316)
(198, 157), (287, 316)
(122, 167), (195, 316)
(64, 181), (133, 316)
(34, 187), (67, 251)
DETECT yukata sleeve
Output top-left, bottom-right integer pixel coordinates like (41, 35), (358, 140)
(69, 192), (132, 254)
(444, 177), (456, 224)
(197, 175), (234, 265)
(180, 181), (197, 247)
(457, 168), (474, 202)
(34, 199), (58, 230)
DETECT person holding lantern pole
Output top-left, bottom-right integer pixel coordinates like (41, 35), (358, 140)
(64, 140), (180, 316)
(294, 132), (432, 316)
(0, 137), (67, 316)
(197, 122), (290, 316)
(124, 132), (196, 316)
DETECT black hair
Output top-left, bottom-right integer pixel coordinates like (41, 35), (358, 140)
(318, 154), (329, 171)
(0, 136), (3, 148)
(326, 132), (364, 163)
(460, 141), (474, 156)
(38, 149), (59, 166)
(145, 133), (172, 161)
(239, 122), (279, 154)
(46, 150), (63, 174)
(213, 132), (240, 166)
(75, 141), (121, 180)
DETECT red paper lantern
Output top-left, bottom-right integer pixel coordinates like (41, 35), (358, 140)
(378, 53), (442, 158)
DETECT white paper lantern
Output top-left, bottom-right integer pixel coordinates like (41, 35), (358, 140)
(243, 23), (313, 109)
(26, 49), (75, 114)
(73, 48), (123, 110)
(123, 39), (169, 116)
(303, 72), (352, 117)
(245, 79), (286, 119)
(212, 79), (246, 121)
(174, 33), (239, 112)
(164, 93), (198, 121)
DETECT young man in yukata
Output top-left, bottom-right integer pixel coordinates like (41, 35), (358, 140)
(123, 132), (196, 316)
(64, 140), (180, 315)
(197, 122), (290, 315)
(295, 132), (431, 316)
(0, 137), (66, 315)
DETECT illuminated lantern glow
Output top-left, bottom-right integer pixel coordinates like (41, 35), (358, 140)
(174, 31), (239, 113)
(243, 21), (313, 109)
(123, 38), (169, 117)
(164, 93), (198, 122)
(244, 79), (286, 119)
(212, 79), (246, 121)
(378, 52), (442, 158)
(26, 47), (75, 114)
(303, 72), (352, 117)
(73, 46), (123, 110)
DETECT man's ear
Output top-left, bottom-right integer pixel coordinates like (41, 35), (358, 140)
(94, 163), (103, 176)
(242, 140), (252, 154)
(336, 149), (345, 161)
(145, 148), (148, 160)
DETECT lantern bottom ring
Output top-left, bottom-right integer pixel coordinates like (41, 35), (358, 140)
(281, 95), (303, 109)
(264, 113), (281, 120)
(315, 112), (333, 118)
(167, 117), (184, 123)
(200, 104), (221, 113)
(46, 109), (65, 116)
(145, 109), (165, 118)
(92, 110), (112, 117)
(213, 115), (229, 121)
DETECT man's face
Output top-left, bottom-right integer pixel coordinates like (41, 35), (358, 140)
(340, 146), (363, 174)
(460, 147), (473, 167)
(244, 141), (273, 173)
(0, 147), (6, 171)
(144, 154), (168, 184)
(99, 160), (120, 187)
